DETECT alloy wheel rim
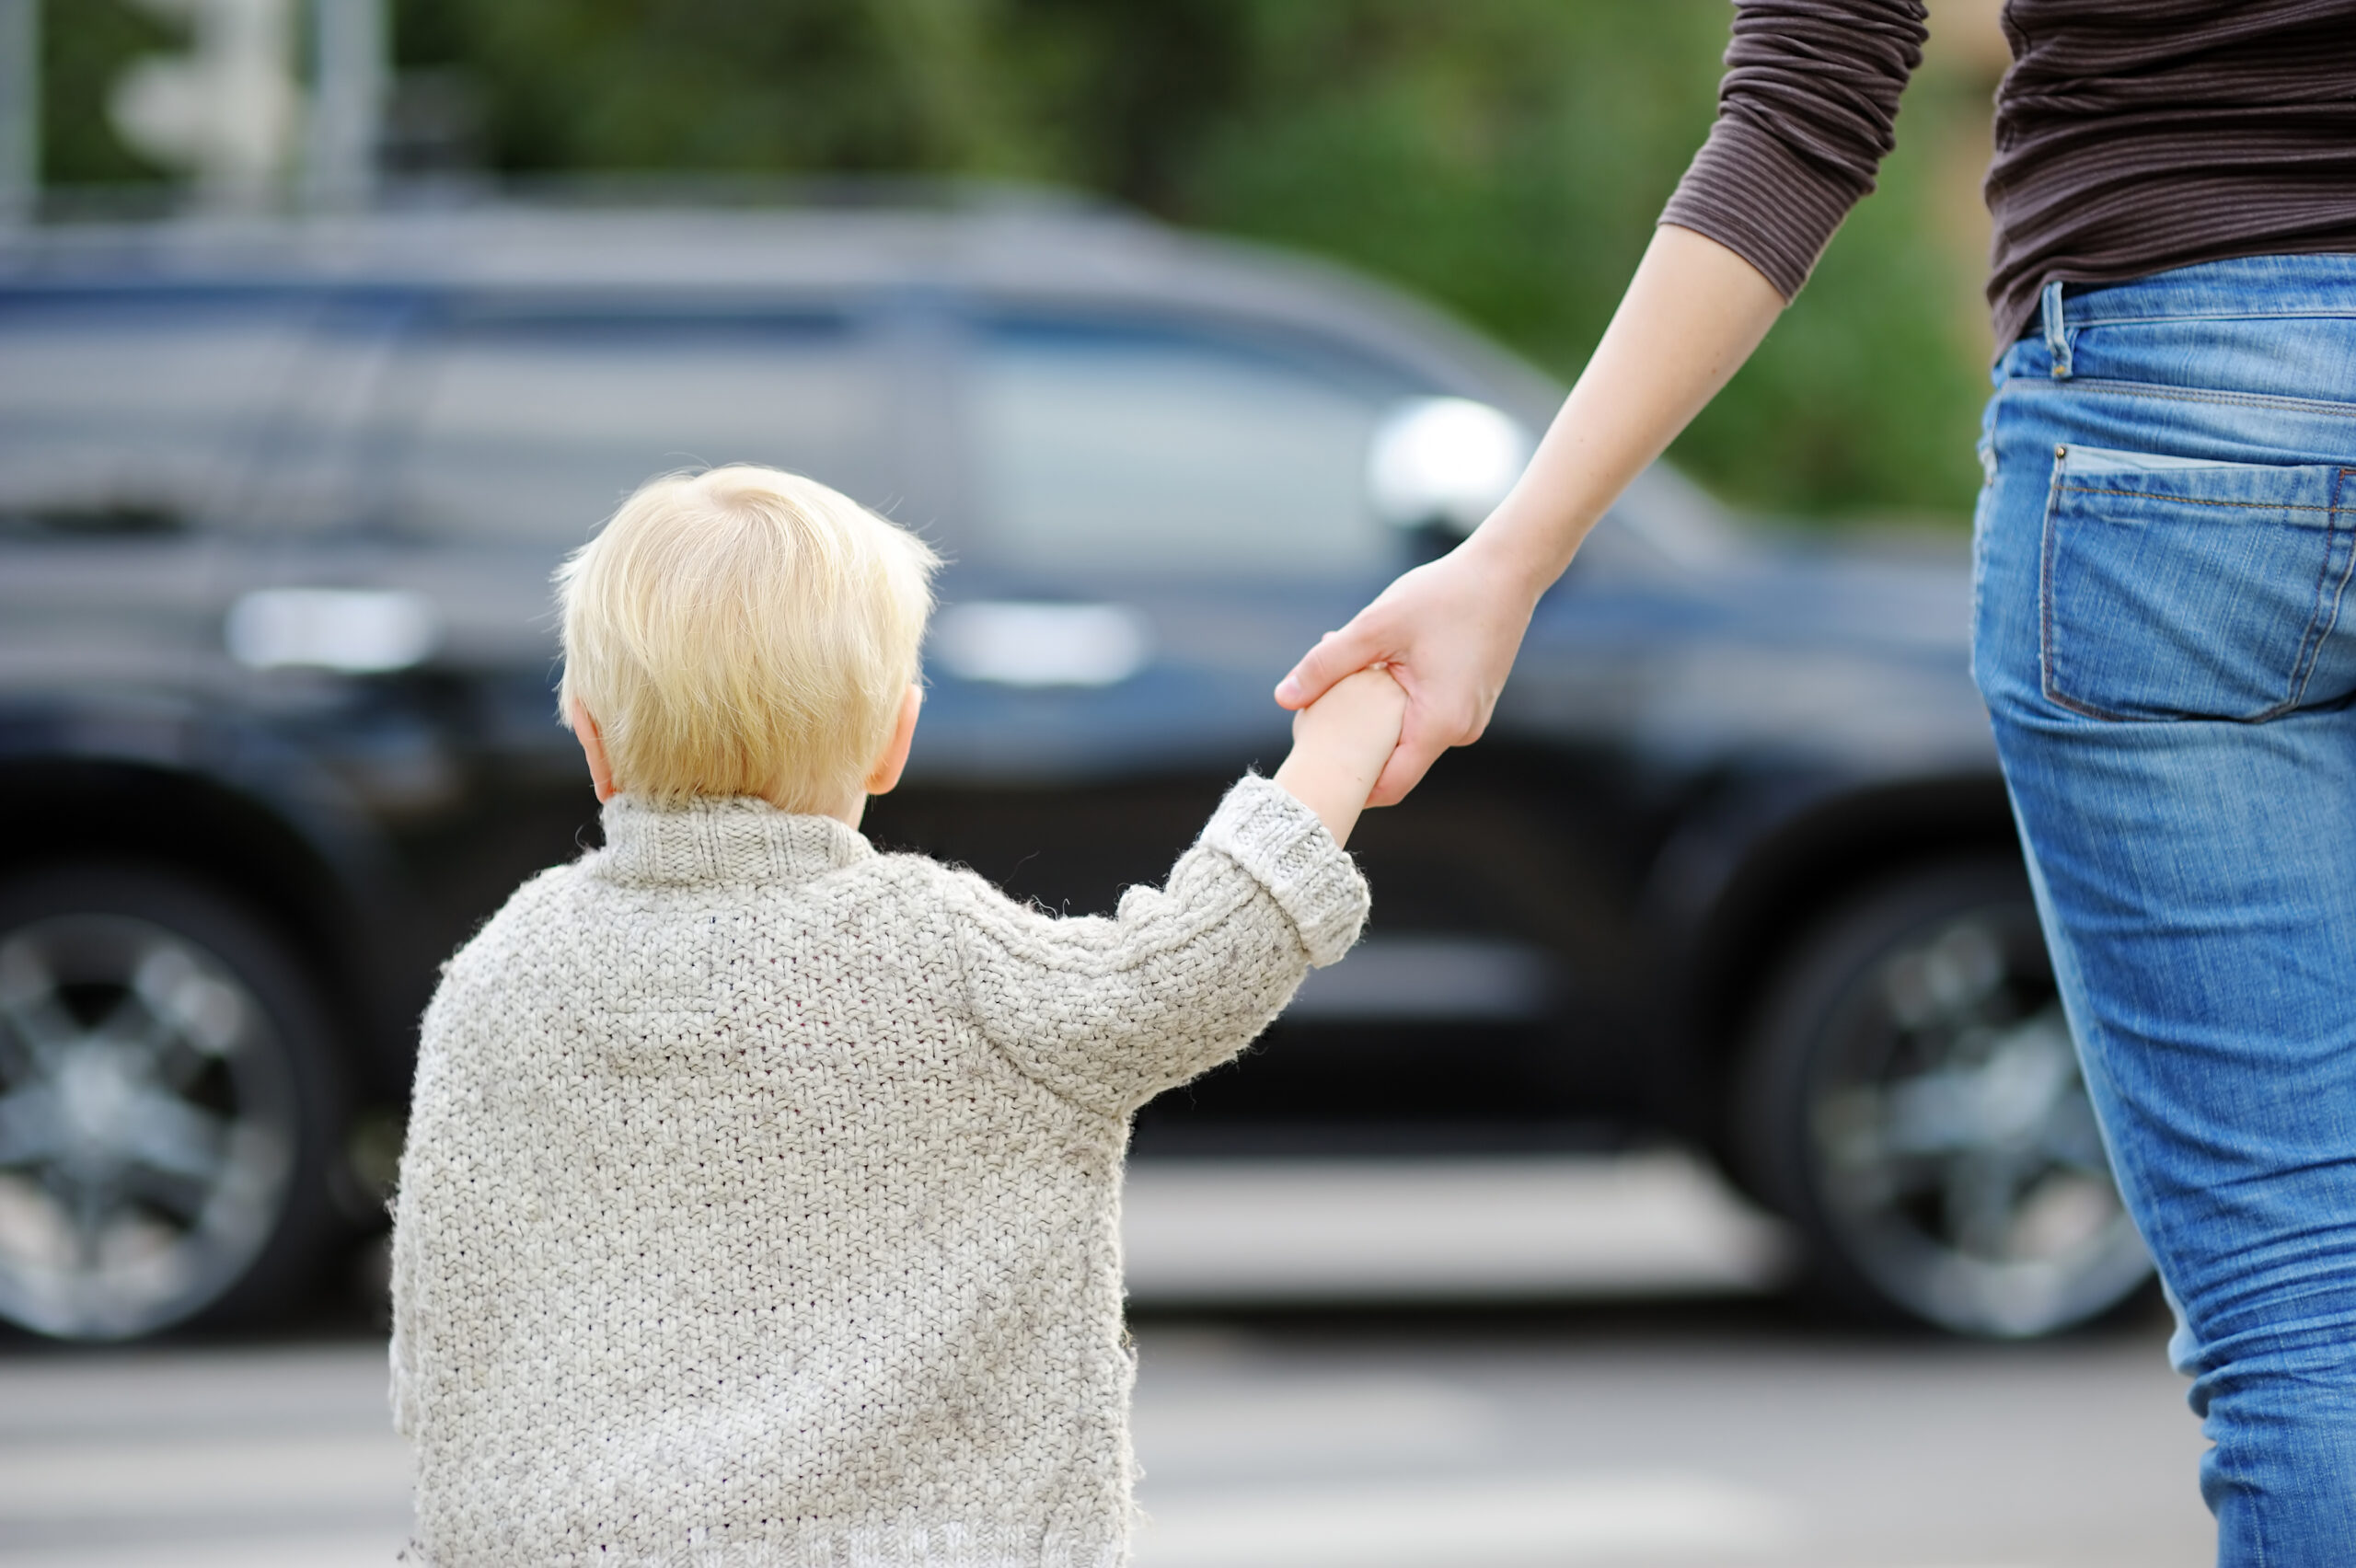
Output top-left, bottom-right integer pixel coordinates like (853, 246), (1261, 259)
(1807, 906), (2151, 1336)
(0, 914), (297, 1338)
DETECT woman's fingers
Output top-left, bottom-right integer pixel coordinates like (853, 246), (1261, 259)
(1276, 549), (1529, 805)
(1365, 723), (1447, 808)
(1275, 618), (1387, 711)
(1365, 663), (1487, 806)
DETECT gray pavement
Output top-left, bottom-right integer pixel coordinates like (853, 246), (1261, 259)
(1126, 1312), (2212, 1568)
(1120, 1150), (1793, 1306)
(0, 1154), (2215, 1567)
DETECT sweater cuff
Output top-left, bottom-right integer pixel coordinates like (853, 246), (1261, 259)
(1198, 774), (1369, 968)
(1659, 111), (1869, 301)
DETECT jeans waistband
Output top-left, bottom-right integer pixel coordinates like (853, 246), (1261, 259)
(2044, 254), (2356, 334)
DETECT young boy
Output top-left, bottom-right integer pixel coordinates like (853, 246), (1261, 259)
(389, 464), (1405, 1567)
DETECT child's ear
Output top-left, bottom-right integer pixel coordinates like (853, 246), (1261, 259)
(566, 696), (619, 802)
(863, 685), (923, 797)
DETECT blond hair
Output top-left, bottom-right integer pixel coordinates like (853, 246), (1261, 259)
(557, 465), (940, 812)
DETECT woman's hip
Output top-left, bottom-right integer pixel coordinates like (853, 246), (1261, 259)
(2007, 253), (2356, 420)
(1975, 258), (2356, 731)
(1965, 256), (2356, 1330)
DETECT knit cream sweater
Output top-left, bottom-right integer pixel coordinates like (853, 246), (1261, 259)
(389, 774), (1368, 1568)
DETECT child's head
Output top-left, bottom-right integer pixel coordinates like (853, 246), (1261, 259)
(557, 465), (941, 814)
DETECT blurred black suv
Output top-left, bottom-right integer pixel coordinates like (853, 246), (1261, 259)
(0, 199), (2150, 1341)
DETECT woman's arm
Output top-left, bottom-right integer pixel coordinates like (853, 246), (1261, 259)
(1277, 0), (1930, 806)
(1276, 224), (1784, 804)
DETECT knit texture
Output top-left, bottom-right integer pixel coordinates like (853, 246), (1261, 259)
(389, 774), (1367, 1568)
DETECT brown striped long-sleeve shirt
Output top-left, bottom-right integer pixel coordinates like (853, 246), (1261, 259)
(1658, 1), (2356, 348)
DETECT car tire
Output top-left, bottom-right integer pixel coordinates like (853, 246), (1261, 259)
(1733, 860), (2154, 1338)
(0, 864), (346, 1340)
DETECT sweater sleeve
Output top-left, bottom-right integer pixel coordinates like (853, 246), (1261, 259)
(1659, 0), (1930, 299)
(949, 774), (1370, 1115)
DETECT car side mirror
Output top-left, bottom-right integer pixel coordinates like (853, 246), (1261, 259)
(1366, 397), (1534, 542)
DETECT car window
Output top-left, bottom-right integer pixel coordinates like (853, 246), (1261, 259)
(973, 317), (1424, 578)
(0, 290), (311, 538)
(390, 311), (888, 546)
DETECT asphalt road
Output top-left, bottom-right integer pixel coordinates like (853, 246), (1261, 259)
(0, 1155), (2216, 1568)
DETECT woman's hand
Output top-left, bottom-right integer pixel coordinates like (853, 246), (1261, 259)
(1275, 225), (1786, 807)
(1275, 544), (1540, 807)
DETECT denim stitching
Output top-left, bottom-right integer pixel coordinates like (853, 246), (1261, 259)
(2039, 455), (2348, 723)
(1969, 393), (2005, 653)
(2036, 447), (2122, 718)
(2060, 484), (2340, 515)
(2041, 444), (2167, 721)
(2053, 307), (2356, 328)
(2296, 471), (2356, 709)
(2042, 280), (2073, 379)
(2041, 376), (2356, 421)
(2279, 475), (2353, 710)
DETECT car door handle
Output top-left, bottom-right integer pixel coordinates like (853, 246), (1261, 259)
(225, 588), (443, 674)
(932, 601), (1152, 687)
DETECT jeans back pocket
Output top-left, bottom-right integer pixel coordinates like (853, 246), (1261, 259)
(2040, 445), (2356, 721)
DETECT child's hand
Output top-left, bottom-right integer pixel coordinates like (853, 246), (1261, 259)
(1272, 666), (1406, 847)
(1291, 666), (1407, 778)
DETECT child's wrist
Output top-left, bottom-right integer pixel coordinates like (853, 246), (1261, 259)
(1272, 744), (1380, 847)
(1273, 667), (1403, 847)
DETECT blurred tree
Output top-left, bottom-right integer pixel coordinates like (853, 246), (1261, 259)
(1673, 53), (1994, 526)
(390, 0), (1042, 176)
(38, 0), (2000, 525)
(1161, 0), (1992, 524)
(39, 0), (177, 186)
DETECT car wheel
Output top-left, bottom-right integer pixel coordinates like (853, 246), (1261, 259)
(1735, 861), (2153, 1338)
(0, 865), (343, 1340)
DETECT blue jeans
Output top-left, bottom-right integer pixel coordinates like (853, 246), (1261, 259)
(1973, 254), (2356, 1566)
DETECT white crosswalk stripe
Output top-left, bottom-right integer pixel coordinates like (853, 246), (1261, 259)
(1133, 1473), (1801, 1566)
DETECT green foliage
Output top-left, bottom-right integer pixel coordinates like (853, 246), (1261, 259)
(1172, 6), (1716, 367)
(40, 0), (177, 186)
(1677, 105), (1991, 524)
(1152, 2), (1987, 524)
(39, 0), (1993, 525)
(393, 0), (1048, 175)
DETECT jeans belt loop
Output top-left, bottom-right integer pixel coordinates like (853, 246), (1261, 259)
(2042, 279), (2073, 379)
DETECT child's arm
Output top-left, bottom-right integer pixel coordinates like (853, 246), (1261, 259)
(942, 686), (1401, 1113)
(1271, 667), (1407, 847)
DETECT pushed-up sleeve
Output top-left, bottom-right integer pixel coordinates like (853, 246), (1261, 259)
(1660, 0), (1930, 299)
(951, 775), (1369, 1115)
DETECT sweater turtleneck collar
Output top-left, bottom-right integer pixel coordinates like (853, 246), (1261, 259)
(592, 795), (875, 888)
